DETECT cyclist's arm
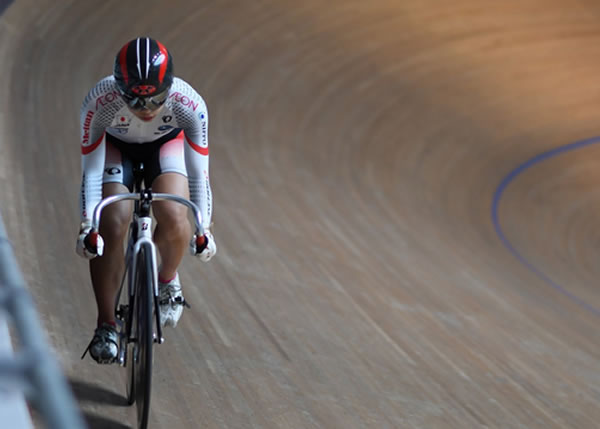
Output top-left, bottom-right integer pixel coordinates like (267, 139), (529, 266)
(79, 104), (106, 225)
(183, 109), (212, 230)
(78, 78), (120, 224)
(80, 135), (105, 224)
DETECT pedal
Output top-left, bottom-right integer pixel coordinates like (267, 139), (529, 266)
(116, 304), (129, 320)
(174, 296), (191, 309)
(97, 357), (117, 365)
(159, 296), (191, 309)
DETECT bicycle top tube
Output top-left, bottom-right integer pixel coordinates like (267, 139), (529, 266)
(90, 192), (204, 237)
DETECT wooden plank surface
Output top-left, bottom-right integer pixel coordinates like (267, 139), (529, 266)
(1, 0), (599, 427)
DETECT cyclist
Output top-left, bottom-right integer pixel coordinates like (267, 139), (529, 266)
(76, 37), (216, 364)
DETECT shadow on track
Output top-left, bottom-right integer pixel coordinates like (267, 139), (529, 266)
(83, 412), (131, 429)
(69, 378), (128, 407)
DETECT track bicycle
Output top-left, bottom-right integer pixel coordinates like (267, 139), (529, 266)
(88, 164), (204, 429)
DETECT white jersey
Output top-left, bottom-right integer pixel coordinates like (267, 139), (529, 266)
(79, 76), (212, 228)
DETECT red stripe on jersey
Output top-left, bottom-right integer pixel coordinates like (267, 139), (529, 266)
(157, 41), (168, 84)
(82, 134), (104, 155)
(186, 136), (209, 156)
(119, 44), (129, 84)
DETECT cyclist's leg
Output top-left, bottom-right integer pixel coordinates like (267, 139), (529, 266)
(90, 140), (133, 326)
(146, 131), (191, 282)
(152, 173), (191, 280)
(90, 183), (132, 325)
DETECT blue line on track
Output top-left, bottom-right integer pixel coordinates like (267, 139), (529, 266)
(492, 136), (600, 317)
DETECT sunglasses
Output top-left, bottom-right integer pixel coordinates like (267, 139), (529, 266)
(120, 88), (169, 111)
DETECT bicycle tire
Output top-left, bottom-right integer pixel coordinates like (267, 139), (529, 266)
(125, 222), (137, 405)
(134, 246), (154, 429)
(125, 285), (136, 406)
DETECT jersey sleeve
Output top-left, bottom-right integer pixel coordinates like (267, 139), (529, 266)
(170, 79), (213, 229)
(79, 78), (115, 223)
(184, 107), (212, 230)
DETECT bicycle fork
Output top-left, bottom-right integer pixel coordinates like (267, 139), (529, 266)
(117, 215), (165, 367)
(130, 215), (165, 346)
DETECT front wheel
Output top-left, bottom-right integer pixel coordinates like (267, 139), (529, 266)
(127, 246), (155, 429)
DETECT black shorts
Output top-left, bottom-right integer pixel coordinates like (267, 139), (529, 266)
(103, 129), (187, 191)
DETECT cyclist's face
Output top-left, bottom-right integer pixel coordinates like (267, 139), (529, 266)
(129, 103), (164, 121)
(120, 87), (169, 121)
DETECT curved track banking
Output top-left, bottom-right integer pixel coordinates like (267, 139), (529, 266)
(1, 0), (600, 428)
(493, 136), (600, 317)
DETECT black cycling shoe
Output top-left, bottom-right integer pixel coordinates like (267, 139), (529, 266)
(81, 323), (119, 364)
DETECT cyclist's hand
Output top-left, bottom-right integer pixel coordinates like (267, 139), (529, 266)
(76, 222), (105, 259)
(190, 229), (216, 262)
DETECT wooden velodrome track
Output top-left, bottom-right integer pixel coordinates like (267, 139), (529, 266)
(1, 0), (600, 427)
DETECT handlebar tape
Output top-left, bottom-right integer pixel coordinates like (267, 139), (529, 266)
(84, 231), (98, 253)
(196, 234), (208, 253)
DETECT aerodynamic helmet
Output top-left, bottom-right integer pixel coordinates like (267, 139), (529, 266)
(113, 37), (173, 110)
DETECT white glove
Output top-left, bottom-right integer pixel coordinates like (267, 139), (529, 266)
(76, 222), (105, 259)
(190, 229), (217, 262)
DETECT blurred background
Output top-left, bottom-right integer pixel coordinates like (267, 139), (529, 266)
(1, 0), (600, 427)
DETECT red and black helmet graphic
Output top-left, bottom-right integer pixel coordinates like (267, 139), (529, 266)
(113, 37), (173, 99)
